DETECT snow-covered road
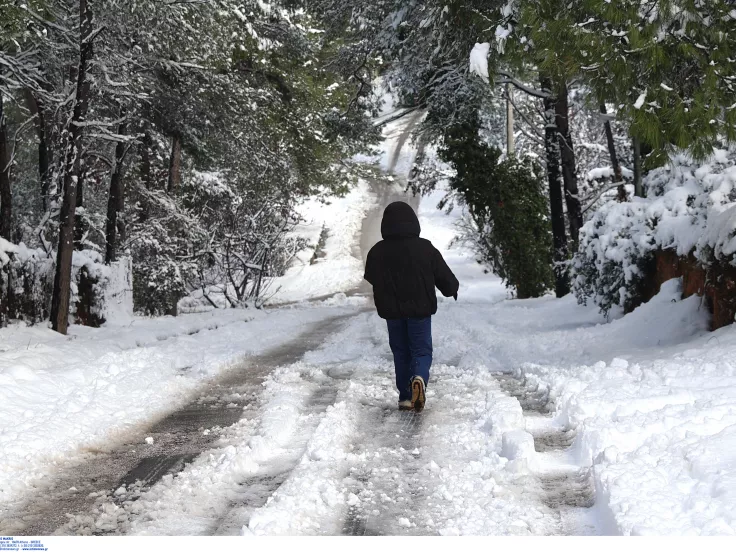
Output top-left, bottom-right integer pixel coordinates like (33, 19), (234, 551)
(13, 309), (599, 536)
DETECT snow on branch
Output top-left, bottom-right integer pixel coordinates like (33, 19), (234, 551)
(469, 44), (550, 99)
(496, 70), (550, 99)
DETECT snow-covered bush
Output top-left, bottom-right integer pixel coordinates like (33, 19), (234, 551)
(573, 146), (736, 315)
(177, 171), (305, 311)
(572, 202), (656, 315)
(0, 238), (132, 325)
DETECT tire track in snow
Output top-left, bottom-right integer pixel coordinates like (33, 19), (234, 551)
(493, 373), (599, 535)
(117, 314), (379, 536)
(341, 407), (428, 536)
(210, 382), (341, 535)
(67, 369), (345, 536)
(0, 314), (354, 536)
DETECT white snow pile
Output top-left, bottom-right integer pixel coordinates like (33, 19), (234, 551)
(573, 146), (736, 313)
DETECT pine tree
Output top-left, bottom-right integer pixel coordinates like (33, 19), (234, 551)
(556, 0), (736, 164)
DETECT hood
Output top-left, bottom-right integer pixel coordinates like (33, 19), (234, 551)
(381, 201), (420, 239)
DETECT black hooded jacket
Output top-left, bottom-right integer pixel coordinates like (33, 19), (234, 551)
(364, 201), (459, 320)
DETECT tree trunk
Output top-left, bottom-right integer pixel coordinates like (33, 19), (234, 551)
(0, 267), (6, 328)
(0, 91), (12, 241)
(506, 83), (515, 156)
(167, 134), (182, 193)
(633, 136), (644, 198)
(105, 120), (127, 264)
(555, 81), (582, 252)
(138, 129), (153, 222)
(0, 90), (10, 328)
(51, 0), (94, 335)
(117, 169), (126, 246)
(600, 104), (626, 202)
(74, 168), (86, 250)
(541, 76), (569, 298)
(24, 89), (51, 210)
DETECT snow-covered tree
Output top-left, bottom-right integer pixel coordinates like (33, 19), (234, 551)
(0, 0), (379, 328)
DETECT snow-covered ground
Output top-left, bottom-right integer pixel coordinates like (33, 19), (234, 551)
(0, 305), (356, 508)
(2, 108), (736, 536)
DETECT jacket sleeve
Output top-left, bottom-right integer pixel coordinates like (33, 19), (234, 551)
(364, 247), (375, 285)
(432, 246), (459, 297)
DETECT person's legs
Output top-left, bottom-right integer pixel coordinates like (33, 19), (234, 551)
(386, 318), (412, 402)
(407, 316), (433, 385)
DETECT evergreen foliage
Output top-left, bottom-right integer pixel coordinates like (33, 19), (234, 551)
(440, 119), (553, 298)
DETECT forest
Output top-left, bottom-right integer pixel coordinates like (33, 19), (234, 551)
(1, 0), (735, 333)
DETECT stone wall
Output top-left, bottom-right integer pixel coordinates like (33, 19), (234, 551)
(638, 250), (736, 330)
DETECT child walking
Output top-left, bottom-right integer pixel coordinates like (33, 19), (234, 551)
(364, 201), (459, 412)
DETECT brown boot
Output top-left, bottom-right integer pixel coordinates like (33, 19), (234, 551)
(411, 376), (426, 412)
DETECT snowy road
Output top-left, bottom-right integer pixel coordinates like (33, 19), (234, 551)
(21, 311), (599, 536)
(0, 162), (599, 536)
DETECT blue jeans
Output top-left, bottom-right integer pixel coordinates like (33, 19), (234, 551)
(386, 317), (432, 402)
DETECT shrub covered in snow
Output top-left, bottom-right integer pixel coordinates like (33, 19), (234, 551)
(0, 238), (131, 326)
(573, 146), (736, 314)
